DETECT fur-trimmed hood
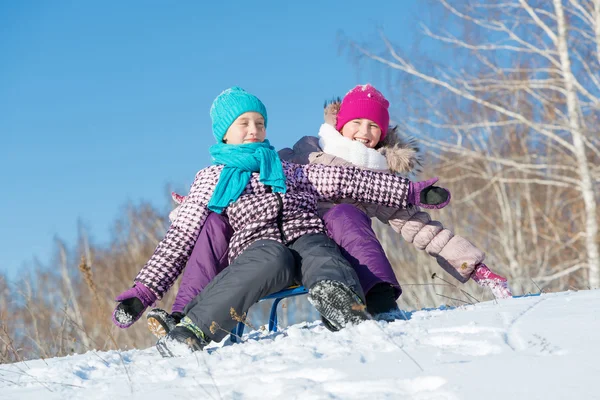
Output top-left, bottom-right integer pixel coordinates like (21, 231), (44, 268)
(323, 99), (421, 175)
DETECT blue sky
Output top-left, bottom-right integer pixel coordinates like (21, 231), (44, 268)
(1, 1), (426, 279)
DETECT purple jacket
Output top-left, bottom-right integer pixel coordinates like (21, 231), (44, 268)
(279, 122), (485, 283)
(135, 160), (412, 299)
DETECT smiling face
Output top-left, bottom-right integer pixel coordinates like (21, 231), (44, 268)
(222, 112), (267, 144)
(339, 118), (383, 148)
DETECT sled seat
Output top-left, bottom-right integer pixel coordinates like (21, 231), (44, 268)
(230, 285), (308, 343)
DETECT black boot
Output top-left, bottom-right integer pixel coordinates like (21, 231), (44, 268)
(320, 316), (339, 332)
(366, 283), (404, 322)
(156, 316), (210, 358)
(308, 280), (371, 331)
(147, 309), (184, 338)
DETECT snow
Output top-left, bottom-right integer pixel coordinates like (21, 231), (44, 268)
(113, 308), (134, 326)
(2, 290), (600, 399)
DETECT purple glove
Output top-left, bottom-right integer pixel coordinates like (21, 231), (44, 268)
(408, 177), (451, 209)
(112, 282), (157, 328)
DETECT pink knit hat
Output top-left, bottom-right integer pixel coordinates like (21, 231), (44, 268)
(335, 84), (390, 139)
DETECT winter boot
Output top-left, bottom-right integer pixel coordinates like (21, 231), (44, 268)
(156, 316), (210, 358)
(308, 280), (372, 331)
(147, 308), (184, 339)
(321, 283), (400, 331)
(320, 316), (339, 332)
(366, 283), (404, 322)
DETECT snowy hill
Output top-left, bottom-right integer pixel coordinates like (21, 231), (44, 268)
(2, 290), (599, 399)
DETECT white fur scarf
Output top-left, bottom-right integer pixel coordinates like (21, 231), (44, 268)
(317, 123), (389, 171)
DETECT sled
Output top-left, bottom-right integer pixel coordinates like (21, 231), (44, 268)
(230, 285), (308, 343)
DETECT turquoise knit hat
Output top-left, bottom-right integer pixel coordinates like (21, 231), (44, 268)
(210, 87), (268, 143)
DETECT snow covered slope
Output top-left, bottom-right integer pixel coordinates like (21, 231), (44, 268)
(2, 290), (599, 399)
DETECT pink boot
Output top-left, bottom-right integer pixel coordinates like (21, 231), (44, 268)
(472, 264), (512, 299)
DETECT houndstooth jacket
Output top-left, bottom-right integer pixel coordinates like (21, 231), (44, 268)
(135, 160), (411, 299)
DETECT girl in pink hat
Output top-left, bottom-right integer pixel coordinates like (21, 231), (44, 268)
(139, 84), (511, 338)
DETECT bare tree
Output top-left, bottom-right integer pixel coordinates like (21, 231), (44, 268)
(348, 0), (600, 288)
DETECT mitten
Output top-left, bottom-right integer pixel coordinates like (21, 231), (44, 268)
(471, 264), (512, 299)
(112, 282), (157, 328)
(408, 177), (451, 209)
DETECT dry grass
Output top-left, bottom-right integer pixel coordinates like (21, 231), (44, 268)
(1, 158), (595, 363)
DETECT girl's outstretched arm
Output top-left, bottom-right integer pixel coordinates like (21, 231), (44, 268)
(298, 162), (450, 210)
(113, 168), (218, 329)
(374, 206), (511, 298)
(134, 167), (219, 300)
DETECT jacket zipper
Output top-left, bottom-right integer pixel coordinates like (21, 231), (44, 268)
(275, 192), (287, 243)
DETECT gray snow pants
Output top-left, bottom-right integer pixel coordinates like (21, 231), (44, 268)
(183, 233), (364, 342)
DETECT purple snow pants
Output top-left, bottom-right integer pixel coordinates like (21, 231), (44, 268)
(171, 203), (401, 313)
(172, 212), (233, 313)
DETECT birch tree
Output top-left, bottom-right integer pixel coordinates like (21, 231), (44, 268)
(350, 0), (600, 288)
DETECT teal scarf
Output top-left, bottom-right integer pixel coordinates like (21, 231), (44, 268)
(208, 140), (287, 214)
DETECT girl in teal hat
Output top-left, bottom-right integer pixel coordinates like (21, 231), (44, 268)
(112, 87), (451, 356)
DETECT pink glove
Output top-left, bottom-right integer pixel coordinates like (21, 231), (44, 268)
(171, 192), (185, 204)
(112, 282), (157, 328)
(169, 192), (187, 222)
(408, 177), (451, 209)
(472, 264), (512, 299)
